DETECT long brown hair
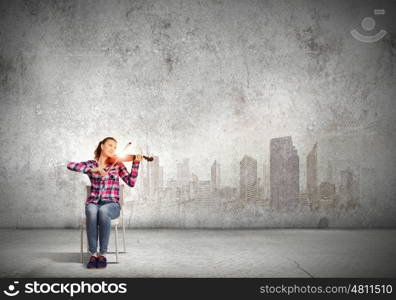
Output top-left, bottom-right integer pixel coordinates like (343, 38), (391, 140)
(94, 137), (117, 161)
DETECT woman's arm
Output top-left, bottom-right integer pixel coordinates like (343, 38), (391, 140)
(66, 160), (94, 174)
(118, 161), (140, 187)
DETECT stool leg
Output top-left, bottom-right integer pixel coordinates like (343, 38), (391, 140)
(115, 224), (119, 263)
(80, 223), (83, 263)
(122, 219), (126, 253)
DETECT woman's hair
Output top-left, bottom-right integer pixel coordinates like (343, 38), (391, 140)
(94, 137), (117, 160)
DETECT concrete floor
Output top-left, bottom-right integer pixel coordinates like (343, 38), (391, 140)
(0, 229), (395, 278)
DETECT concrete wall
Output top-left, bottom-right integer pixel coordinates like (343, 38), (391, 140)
(0, 0), (395, 228)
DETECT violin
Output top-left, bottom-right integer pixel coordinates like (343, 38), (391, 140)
(103, 154), (154, 173)
(107, 154), (154, 163)
(104, 142), (154, 171)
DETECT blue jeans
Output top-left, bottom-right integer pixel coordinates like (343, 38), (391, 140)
(85, 200), (120, 255)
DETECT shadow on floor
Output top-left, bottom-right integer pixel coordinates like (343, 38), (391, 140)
(37, 252), (123, 264)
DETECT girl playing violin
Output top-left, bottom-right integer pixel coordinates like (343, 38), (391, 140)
(67, 137), (143, 269)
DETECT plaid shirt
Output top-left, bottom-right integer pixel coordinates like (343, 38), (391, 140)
(66, 159), (140, 205)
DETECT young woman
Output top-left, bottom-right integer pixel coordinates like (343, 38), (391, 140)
(67, 137), (143, 269)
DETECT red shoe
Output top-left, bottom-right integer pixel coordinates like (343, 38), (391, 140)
(97, 255), (107, 268)
(86, 255), (98, 269)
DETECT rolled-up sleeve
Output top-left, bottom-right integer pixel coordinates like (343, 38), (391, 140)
(66, 160), (93, 174)
(118, 161), (140, 187)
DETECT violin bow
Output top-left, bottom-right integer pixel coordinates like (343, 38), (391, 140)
(106, 142), (132, 172)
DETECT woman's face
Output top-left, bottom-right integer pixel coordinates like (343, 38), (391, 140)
(101, 139), (117, 157)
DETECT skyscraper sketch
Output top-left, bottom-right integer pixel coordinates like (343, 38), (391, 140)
(136, 135), (361, 220)
(270, 136), (299, 210)
(198, 180), (211, 204)
(262, 159), (270, 200)
(177, 158), (190, 187)
(307, 143), (319, 210)
(190, 173), (199, 200)
(176, 163), (183, 188)
(319, 181), (336, 210)
(211, 160), (221, 193)
(240, 155), (258, 203)
(257, 177), (263, 201)
(338, 167), (359, 210)
(339, 167), (354, 210)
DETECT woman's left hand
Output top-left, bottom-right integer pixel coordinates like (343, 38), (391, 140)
(134, 154), (144, 162)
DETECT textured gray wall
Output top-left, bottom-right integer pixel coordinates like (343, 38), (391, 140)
(0, 0), (395, 228)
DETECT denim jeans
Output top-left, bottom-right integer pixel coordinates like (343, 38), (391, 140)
(85, 200), (120, 255)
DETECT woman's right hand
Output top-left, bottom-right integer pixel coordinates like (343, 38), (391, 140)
(91, 167), (107, 176)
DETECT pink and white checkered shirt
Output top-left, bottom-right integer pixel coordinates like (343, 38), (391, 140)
(67, 159), (140, 205)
